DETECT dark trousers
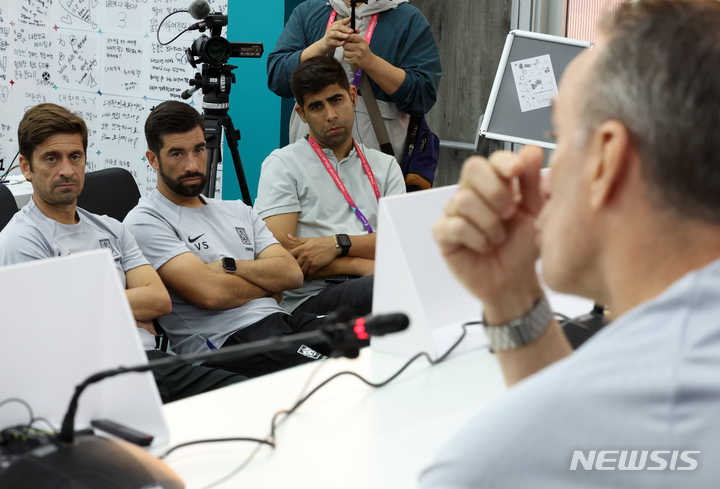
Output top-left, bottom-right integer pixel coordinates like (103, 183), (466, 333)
(203, 312), (331, 378)
(293, 275), (374, 317)
(146, 349), (247, 404)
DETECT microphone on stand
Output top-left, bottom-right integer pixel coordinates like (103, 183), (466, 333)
(188, 0), (211, 19)
(187, 0), (212, 31)
(0, 312), (409, 489)
(57, 311), (408, 444)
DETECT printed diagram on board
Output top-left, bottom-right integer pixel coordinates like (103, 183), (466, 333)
(510, 54), (558, 113)
(58, 0), (99, 30)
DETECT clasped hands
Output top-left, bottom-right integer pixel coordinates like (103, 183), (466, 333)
(285, 235), (337, 280)
(320, 17), (377, 72)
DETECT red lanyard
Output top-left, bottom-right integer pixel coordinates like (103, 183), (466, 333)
(307, 136), (380, 233)
(327, 10), (379, 87)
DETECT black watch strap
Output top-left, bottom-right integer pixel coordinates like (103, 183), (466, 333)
(222, 256), (237, 273)
(336, 234), (351, 258)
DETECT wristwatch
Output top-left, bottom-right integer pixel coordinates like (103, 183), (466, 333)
(334, 234), (352, 258)
(483, 295), (553, 351)
(222, 256), (237, 273)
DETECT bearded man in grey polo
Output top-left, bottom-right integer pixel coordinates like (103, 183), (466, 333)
(125, 101), (330, 378)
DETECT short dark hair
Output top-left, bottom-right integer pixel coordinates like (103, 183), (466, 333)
(290, 56), (350, 108)
(144, 101), (205, 155)
(18, 103), (88, 165)
(582, 0), (720, 223)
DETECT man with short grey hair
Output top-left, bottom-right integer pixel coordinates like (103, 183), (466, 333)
(424, 0), (720, 486)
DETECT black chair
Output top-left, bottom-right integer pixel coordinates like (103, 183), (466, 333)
(0, 183), (19, 231)
(76, 167), (141, 222)
(76, 168), (172, 351)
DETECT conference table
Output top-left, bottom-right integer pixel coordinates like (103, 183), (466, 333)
(160, 345), (507, 489)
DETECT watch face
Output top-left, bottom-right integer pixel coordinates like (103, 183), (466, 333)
(222, 257), (237, 272)
(337, 234), (352, 248)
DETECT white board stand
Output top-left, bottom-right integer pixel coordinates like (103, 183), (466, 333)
(372, 186), (487, 360)
(0, 250), (168, 445)
(371, 185), (596, 361)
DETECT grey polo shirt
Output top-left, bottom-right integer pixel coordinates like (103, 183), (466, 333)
(124, 190), (287, 356)
(419, 258), (720, 488)
(254, 138), (406, 311)
(0, 200), (154, 348)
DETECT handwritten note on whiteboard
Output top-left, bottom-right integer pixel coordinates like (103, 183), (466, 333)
(99, 95), (145, 152)
(0, 81), (11, 164)
(146, 41), (198, 101)
(12, 26), (56, 87)
(56, 0), (100, 31)
(16, 0), (52, 28)
(57, 90), (100, 170)
(102, 0), (147, 36)
(0, 24), (10, 82)
(55, 31), (100, 90)
(12, 85), (55, 121)
(102, 35), (143, 97)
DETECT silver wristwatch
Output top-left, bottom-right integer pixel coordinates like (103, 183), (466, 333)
(483, 295), (553, 351)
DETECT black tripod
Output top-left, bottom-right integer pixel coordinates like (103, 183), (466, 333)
(184, 63), (252, 206)
(350, 0), (368, 30)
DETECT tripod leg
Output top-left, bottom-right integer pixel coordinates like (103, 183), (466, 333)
(203, 146), (220, 198)
(203, 116), (222, 198)
(221, 118), (252, 206)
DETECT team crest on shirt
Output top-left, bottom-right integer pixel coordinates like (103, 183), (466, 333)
(297, 344), (327, 360)
(235, 227), (251, 245)
(98, 239), (121, 262)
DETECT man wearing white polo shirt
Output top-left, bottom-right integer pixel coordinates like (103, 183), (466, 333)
(255, 56), (406, 317)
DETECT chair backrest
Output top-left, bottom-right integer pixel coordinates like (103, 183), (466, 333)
(0, 183), (19, 231)
(76, 168), (141, 222)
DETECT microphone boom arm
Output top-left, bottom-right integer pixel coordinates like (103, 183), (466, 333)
(57, 313), (408, 444)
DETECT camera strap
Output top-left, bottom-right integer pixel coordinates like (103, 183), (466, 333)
(307, 135), (379, 234)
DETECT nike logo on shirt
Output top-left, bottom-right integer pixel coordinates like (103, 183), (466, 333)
(188, 233), (205, 243)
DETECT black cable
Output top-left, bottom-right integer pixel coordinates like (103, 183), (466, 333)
(0, 397), (34, 428)
(0, 151), (20, 180)
(168, 321), (481, 487)
(159, 437), (274, 460)
(156, 10), (192, 46)
(270, 320), (482, 440)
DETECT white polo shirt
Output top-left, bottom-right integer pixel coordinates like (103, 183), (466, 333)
(254, 138), (406, 311)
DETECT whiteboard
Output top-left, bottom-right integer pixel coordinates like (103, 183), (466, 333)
(0, 0), (227, 198)
(480, 30), (592, 149)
